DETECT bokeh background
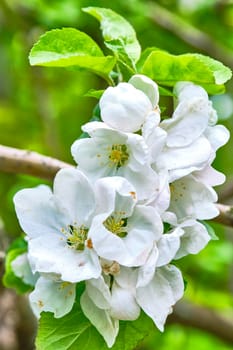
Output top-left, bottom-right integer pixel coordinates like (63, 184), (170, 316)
(0, 1), (233, 349)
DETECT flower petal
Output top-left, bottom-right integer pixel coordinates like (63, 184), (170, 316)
(100, 83), (153, 132)
(85, 276), (111, 309)
(136, 265), (184, 331)
(175, 221), (210, 259)
(169, 175), (219, 220)
(81, 290), (119, 348)
(28, 235), (101, 283)
(54, 168), (95, 226)
(14, 185), (67, 238)
(157, 227), (184, 267)
(29, 276), (76, 318)
(129, 74), (159, 107)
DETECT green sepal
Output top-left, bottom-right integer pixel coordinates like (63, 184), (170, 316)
(140, 49), (232, 94)
(29, 28), (116, 84)
(84, 89), (104, 99)
(201, 221), (219, 241)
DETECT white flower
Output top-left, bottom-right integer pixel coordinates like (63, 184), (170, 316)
(146, 82), (229, 182)
(174, 82), (218, 125)
(160, 211), (211, 261)
(81, 267), (139, 347)
(89, 176), (163, 267)
(71, 121), (159, 200)
(13, 168), (101, 283)
(99, 75), (159, 132)
(136, 265), (184, 331)
(81, 275), (119, 348)
(29, 276), (76, 318)
(169, 175), (219, 221)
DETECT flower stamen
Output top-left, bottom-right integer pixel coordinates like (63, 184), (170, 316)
(62, 224), (89, 251)
(108, 144), (129, 169)
(103, 212), (128, 237)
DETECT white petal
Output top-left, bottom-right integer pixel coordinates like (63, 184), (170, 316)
(144, 171), (170, 214)
(175, 221), (210, 259)
(54, 168), (95, 226)
(100, 83), (153, 132)
(159, 265), (184, 301)
(137, 244), (159, 288)
(11, 252), (38, 286)
(174, 82), (208, 102)
(156, 136), (212, 182)
(14, 185), (67, 238)
(81, 290), (119, 348)
(110, 281), (140, 320)
(123, 205), (163, 266)
(28, 235), (101, 283)
(157, 227), (184, 267)
(169, 175), (219, 220)
(29, 276), (75, 318)
(205, 125), (230, 151)
(162, 97), (210, 147)
(89, 214), (130, 265)
(136, 265), (184, 331)
(193, 165), (226, 187)
(86, 276), (111, 309)
(71, 138), (111, 180)
(129, 74), (159, 107)
(94, 176), (136, 217)
(122, 166), (159, 201)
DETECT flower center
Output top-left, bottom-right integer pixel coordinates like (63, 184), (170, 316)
(108, 144), (129, 169)
(62, 224), (89, 251)
(103, 212), (128, 237)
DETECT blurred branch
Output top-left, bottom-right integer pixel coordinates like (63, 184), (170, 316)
(218, 181), (233, 202)
(146, 2), (233, 69)
(169, 300), (233, 345)
(213, 203), (233, 227)
(0, 145), (73, 181)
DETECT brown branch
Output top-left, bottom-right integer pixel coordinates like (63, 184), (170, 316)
(146, 2), (233, 69)
(213, 203), (233, 227)
(168, 300), (233, 345)
(0, 145), (73, 181)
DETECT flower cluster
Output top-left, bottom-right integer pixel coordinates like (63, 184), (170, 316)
(12, 75), (229, 347)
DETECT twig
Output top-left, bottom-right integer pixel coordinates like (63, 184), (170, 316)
(146, 2), (233, 69)
(0, 145), (73, 181)
(168, 300), (233, 345)
(213, 203), (233, 227)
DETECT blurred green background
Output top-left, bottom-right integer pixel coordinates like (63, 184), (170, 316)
(0, 1), (232, 349)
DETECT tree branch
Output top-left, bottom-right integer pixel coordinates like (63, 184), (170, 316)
(213, 203), (233, 227)
(0, 145), (73, 181)
(168, 300), (233, 345)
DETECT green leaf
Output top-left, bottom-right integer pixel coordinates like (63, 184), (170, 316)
(201, 221), (219, 241)
(83, 7), (141, 68)
(84, 89), (104, 99)
(3, 237), (33, 294)
(29, 28), (116, 83)
(140, 49), (232, 94)
(36, 298), (154, 350)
